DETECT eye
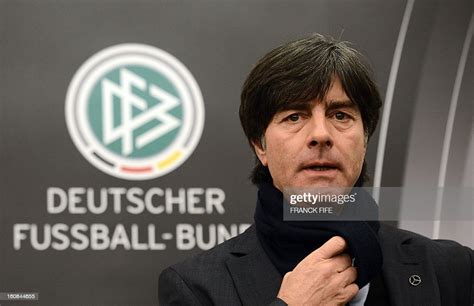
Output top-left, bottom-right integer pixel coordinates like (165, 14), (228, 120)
(334, 112), (348, 120)
(287, 113), (300, 122)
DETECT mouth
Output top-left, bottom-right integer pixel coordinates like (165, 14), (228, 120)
(301, 162), (340, 174)
(306, 165), (337, 171)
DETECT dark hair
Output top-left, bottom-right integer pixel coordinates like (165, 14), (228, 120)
(239, 34), (382, 186)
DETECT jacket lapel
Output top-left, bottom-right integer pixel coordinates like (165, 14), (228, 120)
(226, 224), (443, 306)
(226, 226), (282, 306)
(379, 224), (441, 306)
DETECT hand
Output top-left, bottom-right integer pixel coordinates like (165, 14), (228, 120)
(276, 236), (359, 306)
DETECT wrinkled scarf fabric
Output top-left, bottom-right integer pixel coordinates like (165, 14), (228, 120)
(254, 182), (383, 288)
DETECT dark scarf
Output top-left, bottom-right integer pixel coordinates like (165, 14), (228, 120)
(254, 182), (383, 288)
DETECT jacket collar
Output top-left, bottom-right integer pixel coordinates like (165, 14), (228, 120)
(375, 224), (441, 306)
(226, 225), (282, 305)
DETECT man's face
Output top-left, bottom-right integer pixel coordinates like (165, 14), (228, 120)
(254, 78), (366, 191)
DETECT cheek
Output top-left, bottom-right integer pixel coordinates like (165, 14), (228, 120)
(265, 142), (296, 179)
(266, 144), (286, 171)
(343, 130), (366, 170)
(354, 146), (366, 170)
(354, 140), (366, 174)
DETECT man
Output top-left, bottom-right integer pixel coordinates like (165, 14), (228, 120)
(159, 34), (473, 305)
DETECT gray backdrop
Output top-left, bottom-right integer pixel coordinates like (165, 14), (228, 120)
(0, 0), (472, 305)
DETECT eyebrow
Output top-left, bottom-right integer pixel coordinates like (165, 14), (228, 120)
(325, 99), (358, 112)
(279, 101), (313, 112)
(278, 99), (357, 113)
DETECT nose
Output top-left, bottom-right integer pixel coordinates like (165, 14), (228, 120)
(306, 114), (333, 149)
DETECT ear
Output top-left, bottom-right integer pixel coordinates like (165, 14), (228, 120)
(252, 140), (268, 167)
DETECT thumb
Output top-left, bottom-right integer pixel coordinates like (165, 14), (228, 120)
(308, 236), (347, 263)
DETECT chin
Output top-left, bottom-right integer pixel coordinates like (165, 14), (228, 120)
(299, 178), (354, 191)
(294, 180), (336, 189)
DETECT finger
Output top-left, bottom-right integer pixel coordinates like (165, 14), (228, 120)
(327, 266), (357, 291)
(334, 266), (357, 286)
(341, 283), (359, 301)
(327, 277), (359, 304)
(331, 254), (352, 272)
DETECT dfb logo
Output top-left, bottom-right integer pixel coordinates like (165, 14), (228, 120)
(65, 44), (205, 180)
